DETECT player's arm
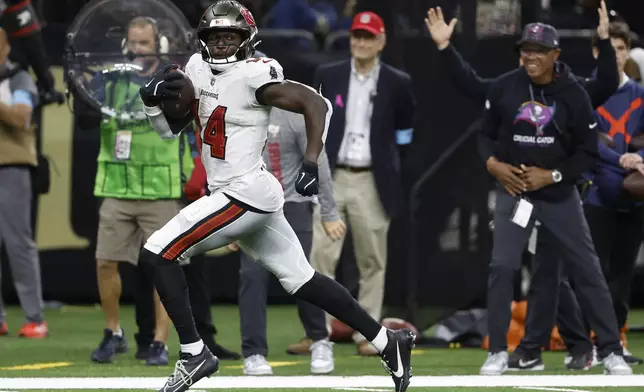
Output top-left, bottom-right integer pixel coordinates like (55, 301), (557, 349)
(292, 112), (339, 221)
(478, 84), (502, 164)
(440, 44), (494, 103)
(260, 81), (332, 163)
(140, 65), (193, 139)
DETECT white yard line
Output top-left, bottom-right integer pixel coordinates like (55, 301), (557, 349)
(515, 387), (597, 392)
(0, 375), (644, 389)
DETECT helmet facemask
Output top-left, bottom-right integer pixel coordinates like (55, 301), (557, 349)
(198, 27), (256, 71)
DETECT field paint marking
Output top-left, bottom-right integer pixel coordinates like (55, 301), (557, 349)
(2, 375), (644, 389)
(332, 388), (390, 392)
(224, 361), (300, 370)
(0, 363), (72, 371)
(515, 387), (596, 392)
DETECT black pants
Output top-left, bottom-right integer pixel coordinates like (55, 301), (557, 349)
(135, 252), (216, 346)
(518, 226), (592, 356)
(238, 201), (327, 358)
(585, 204), (644, 331)
(488, 188), (621, 358)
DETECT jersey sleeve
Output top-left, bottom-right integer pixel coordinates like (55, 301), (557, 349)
(184, 53), (202, 99)
(246, 58), (284, 105)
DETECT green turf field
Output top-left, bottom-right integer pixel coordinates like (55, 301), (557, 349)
(1, 305), (644, 391)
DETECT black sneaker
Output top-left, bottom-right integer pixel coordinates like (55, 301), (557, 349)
(135, 332), (153, 360)
(507, 349), (545, 371)
(158, 346), (219, 392)
(565, 351), (593, 371)
(202, 334), (241, 360)
(146, 341), (169, 366)
(91, 329), (128, 363)
(379, 329), (415, 392)
(624, 354), (644, 365)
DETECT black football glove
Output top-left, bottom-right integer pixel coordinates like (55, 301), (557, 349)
(295, 160), (319, 196)
(139, 64), (184, 107)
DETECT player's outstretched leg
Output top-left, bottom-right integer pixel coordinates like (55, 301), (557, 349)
(142, 248), (219, 392)
(237, 210), (415, 392)
(141, 193), (260, 392)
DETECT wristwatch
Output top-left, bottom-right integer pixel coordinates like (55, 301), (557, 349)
(552, 170), (563, 183)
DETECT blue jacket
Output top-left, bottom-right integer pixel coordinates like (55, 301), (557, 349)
(585, 78), (644, 211)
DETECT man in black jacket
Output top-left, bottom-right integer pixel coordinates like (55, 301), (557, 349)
(426, 3), (618, 371)
(474, 22), (630, 376)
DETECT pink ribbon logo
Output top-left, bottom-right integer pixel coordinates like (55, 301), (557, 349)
(335, 94), (344, 108)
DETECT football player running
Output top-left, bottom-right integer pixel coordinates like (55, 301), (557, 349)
(138, 1), (415, 392)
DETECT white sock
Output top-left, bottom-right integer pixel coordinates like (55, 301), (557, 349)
(370, 327), (389, 353)
(181, 340), (205, 356)
(112, 328), (123, 337)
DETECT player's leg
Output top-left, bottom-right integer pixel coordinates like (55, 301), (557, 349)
(286, 201), (333, 374)
(608, 210), (644, 363)
(0, 167), (46, 339)
(133, 250), (156, 360)
(238, 249), (273, 375)
(556, 277), (597, 369)
(539, 193), (630, 375)
(304, 187), (348, 354)
(237, 209), (414, 392)
(141, 192), (271, 392)
(184, 252), (240, 360)
(139, 199), (189, 366)
(510, 226), (560, 371)
(93, 198), (140, 363)
(342, 170), (390, 354)
(481, 190), (534, 375)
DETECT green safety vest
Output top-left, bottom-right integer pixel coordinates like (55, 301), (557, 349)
(94, 76), (194, 200)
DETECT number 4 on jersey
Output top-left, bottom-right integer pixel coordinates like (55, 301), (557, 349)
(203, 105), (227, 159)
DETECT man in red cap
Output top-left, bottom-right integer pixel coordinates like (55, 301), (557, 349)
(286, 10), (416, 357)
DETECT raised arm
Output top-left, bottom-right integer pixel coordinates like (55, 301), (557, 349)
(426, 7), (492, 102)
(581, 1), (618, 109)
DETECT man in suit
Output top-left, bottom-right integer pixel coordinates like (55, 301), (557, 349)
(286, 11), (416, 356)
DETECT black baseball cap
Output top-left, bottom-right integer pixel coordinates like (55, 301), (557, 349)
(517, 23), (559, 50)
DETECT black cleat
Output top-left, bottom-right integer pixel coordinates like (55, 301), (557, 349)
(158, 346), (219, 392)
(565, 351), (593, 371)
(379, 329), (415, 392)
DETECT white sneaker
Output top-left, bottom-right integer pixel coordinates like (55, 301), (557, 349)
(480, 351), (508, 375)
(310, 339), (334, 374)
(603, 353), (633, 375)
(243, 354), (273, 376)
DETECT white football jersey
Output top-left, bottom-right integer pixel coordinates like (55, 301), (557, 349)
(184, 53), (286, 212)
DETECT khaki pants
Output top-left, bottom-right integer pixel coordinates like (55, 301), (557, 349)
(310, 168), (390, 343)
(96, 198), (182, 264)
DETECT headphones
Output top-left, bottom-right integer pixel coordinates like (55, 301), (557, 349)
(121, 16), (169, 56)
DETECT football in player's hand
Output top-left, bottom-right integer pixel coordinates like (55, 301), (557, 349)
(160, 68), (195, 119)
(623, 171), (644, 199)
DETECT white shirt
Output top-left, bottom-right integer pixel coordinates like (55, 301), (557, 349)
(184, 53), (286, 212)
(336, 59), (380, 167)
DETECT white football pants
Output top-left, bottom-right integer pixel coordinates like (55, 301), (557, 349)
(144, 191), (315, 294)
